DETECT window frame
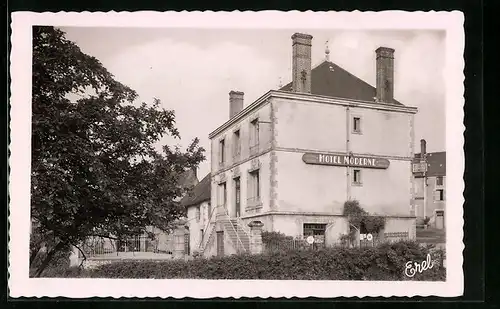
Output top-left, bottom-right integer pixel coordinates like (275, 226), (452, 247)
(352, 169), (362, 185)
(352, 115), (362, 134)
(218, 138), (226, 166)
(249, 117), (260, 155)
(247, 169), (261, 205)
(233, 129), (241, 159)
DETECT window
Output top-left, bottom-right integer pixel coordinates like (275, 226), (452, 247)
(234, 177), (241, 216)
(250, 118), (259, 155)
(218, 182), (227, 206)
(248, 169), (260, 203)
(219, 138), (225, 165)
(233, 130), (241, 159)
(434, 189), (445, 201)
(353, 117), (361, 133)
(303, 223), (327, 236)
(196, 206), (201, 222)
(303, 223), (326, 247)
(353, 169), (362, 184)
(207, 202), (212, 219)
(200, 229), (204, 242)
(436, 176), (444, 186)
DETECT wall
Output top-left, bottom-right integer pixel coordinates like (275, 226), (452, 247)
(271, 214), (349, 244)
(350, 160), (412, 216)
(186, 201), (211, 254)
(383, 217), (417, 240)
(273, 97), (414, 217)
(211, 151), (272, 217)
(210, 102), (272, 174)
(275, 151), (347, 213)
(273, 98), (413, 158)
(349, 106), (413, 157)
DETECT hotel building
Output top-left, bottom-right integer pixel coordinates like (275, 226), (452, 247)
(199, 33), (419, 257)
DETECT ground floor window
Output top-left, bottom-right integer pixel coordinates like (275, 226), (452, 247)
(303, 223), (326, 247)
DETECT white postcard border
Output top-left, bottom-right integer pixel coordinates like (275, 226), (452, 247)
(9, 10), (465, 298)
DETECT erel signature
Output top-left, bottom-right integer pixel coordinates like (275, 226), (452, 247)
(405, 254), (434, 277)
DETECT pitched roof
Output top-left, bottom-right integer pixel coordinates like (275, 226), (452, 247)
(413, 151), (446, 177)
(178, 169), (199, 189)
(279, 61), (403, 105)
(180, 173), (211, 208)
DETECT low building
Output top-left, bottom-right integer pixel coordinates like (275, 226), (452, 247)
(412, 139), (446, 229)
(181, 173), (212, 256)
(200, 32), (419, 257)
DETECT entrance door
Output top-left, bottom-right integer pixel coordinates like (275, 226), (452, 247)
(435, 210), (445, 229)
(234, 177), (241, 217)
(216, 231), (224, 256)
(184, 232), (190, 256)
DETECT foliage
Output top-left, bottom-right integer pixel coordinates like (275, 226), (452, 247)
(261, 231), (294, 245)
(261, 231), (306, 252)
(342, 200), (386, 236)
(66, 241), (445, 281)
(423, 216), (431, 226)
(30, 26), (205, 276)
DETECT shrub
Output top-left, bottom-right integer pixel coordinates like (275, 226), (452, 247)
(343, 200), (386, 234)
(79, 240), (445, 281)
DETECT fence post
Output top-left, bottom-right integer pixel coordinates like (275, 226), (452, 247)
(247, 221), (264, 255)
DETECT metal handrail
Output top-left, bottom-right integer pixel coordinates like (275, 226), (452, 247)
(198, 204), (220, 252)
(235, 216), (251, 236)
(222, 208), (246, 253)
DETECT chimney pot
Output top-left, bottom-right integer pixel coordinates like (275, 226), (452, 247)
(291, 33), (313, 93)
(420, 139), (427, 157)
(229, 91), (244, 118)
(375, 47), (395, 103)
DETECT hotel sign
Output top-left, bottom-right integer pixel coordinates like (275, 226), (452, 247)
(302, 153), (390, 169)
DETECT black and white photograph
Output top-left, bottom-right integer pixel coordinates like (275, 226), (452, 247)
(8, 11), (464, 298)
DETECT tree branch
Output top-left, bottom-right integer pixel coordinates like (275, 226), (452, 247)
(70, 242), (87, 268)
(88, 234), (119, 240)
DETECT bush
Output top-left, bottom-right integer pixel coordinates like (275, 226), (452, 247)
(77, 241), (445, 281)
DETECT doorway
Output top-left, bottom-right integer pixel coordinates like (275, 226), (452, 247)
(234, 177), (241, 217)
(216, 231), (224, 256)
(435, 210), (445, 229)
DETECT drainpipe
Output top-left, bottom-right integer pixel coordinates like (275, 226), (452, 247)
(346, 107), (351, 200)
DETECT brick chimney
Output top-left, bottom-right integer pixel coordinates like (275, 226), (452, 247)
(420, 139), (427, 157)
(375, 47), (395, 103)
(291, 33), (313, 93)
(229, 91), (244, 118)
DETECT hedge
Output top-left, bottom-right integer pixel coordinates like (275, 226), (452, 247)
(64, 241), (445, 281)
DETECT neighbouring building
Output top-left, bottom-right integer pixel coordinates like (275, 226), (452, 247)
(181, 173), (212, 256)
(198, 32), (419, 257)
(412, 139), (446, 229)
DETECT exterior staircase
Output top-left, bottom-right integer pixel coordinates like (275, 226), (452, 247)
(219, 217), (250, 253)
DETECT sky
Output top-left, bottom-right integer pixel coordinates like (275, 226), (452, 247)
(61, 27), (446, 178)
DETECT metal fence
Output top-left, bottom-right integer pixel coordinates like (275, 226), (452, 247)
(264, 233), (411, 252)
(80, 235), (161, 258)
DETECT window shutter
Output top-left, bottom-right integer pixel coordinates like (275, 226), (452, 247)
(433, 190), (440, 201)
(443, 189), (446, 201)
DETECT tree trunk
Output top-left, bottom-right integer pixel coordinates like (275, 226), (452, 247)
(29, 246), (41, 267)
(33, 242), (65, 277)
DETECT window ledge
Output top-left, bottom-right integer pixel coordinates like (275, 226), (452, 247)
(352, 130), (363, 135)
(352, 182), (363, 187)
(246, 199), (263, 208)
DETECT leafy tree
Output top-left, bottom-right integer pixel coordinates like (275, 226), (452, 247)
(30, 26), (205, 276)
